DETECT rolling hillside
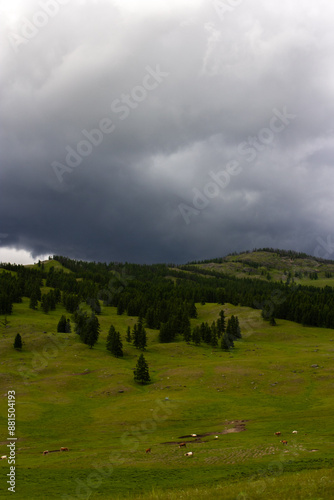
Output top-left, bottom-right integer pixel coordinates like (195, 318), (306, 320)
(187, 248), (334, 288)
(0, 250), (334, 499)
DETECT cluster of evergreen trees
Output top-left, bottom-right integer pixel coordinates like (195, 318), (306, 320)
(63, 292), (81, 313)
(73, 310), (100, 348)
(57, 315), (71, 333)
(125, 318), (147, 350)
(40, 289), (61, 313)
(3, 252), (334, 332)
(191, 311), (241, 350)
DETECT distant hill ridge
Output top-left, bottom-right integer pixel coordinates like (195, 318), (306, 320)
(188, 247), (334, 265)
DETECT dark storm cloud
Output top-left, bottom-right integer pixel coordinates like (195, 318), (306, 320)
(1, 0), (334, 263)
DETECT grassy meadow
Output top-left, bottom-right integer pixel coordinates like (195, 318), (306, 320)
(0, 296), (334, 499)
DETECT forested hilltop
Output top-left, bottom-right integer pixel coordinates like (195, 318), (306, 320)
(1, 248), (334, 331)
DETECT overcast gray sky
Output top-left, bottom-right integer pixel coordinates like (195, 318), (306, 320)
(1, 0), (334, 264)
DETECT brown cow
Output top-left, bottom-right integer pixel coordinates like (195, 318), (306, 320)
(43, 450), (49, 455)
(145, 448), (151, 453)
(281, 440), (288, 445)
(60, 447), (69, 452)
(179, 442), (186, 448)
(275, 432), (281, 436)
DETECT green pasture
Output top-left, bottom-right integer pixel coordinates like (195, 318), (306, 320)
(0, 298), (333, 499)
(195, 250), (334, 287)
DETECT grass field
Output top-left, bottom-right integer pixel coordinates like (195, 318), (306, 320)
(0, 297), (334, 499)
(194, 250), (334, 288)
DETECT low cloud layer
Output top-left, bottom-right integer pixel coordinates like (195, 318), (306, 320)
(1, 0), (334, 263)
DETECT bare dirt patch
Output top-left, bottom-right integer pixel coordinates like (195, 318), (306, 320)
(161, 420), (248, 445)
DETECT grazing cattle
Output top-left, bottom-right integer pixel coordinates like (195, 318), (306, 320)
(60, 447), (69, 452)
(145, 448), (151, 453)
(215, 436), (219, 439)
(191, 434), (197, 437)
(184, 452), (193, 457)
(275, 432), (281, 436)
(292, 430), (298, 434)
(43, 450), (49, 455)
(1, 455), (7, 460)
(281, 440), (288, 445)
(179, 442), (186, 448)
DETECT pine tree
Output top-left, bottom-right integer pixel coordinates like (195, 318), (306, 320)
(41, 295), (49, 313)
(133, 353), (151, 384)
(192, 326), (201, 345)
(145, 307), (155, 328)
(48, 290), (56, 310)
(234, 316), (242, 338)
(14, 333), (22, 350)
(221, 330), (233, 350)
(73, 309), (89, 340)
(200, 322), (211, 344)
(117, 299), (125, 315)
(228, 315), (242, 341)
(159, 322), (171, 343)
(188, 301), (197, 318)
(217, 288), (226, 305)
(210, 321), (218, 347)
(183, 321), (192, 343)
(269, 315), (276, 326)
(106, 325), (123, 357)
(65, 319), (71, 333)
(217, 310), (226, 337)
(29, 294), (39, 310)
(133, 318), (147, 350)
(85, 313), (100, 348)
(57, 315), (67, 333)
(126, 326), (132, 343)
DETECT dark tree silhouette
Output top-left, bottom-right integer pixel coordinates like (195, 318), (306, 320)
(133, 353), (151, 384)
(14, 333), (22, 350)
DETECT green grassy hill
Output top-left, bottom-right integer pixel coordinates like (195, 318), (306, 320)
(1, 250), (334, 499)
(26, 259), (72, 273)
(1, 298), (334, 498)
(190, 249), (334, 288)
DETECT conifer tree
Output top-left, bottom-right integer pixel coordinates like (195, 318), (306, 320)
(85, 313), (100, 348)
(133, 353), (151, 384)
(159, 322), (171, 343)
(188, 301), (197, 318)
(57, 315), (67, 333)
(117, 299), (125, 315)
(269, 315), (276, 326)
(41, 294), (49, 313)
(221, 330), (233, 350)
(192, 326), (201, 345)
(73, 309), (89, 339)
(133, 318), (147, 350)
(106, 325), (123, 357)
(228, 315), (242, 340)
(126, 326), (132, 343)
(210, 321), (218, 347)
(29, 294), (39, 310)
(14, 333), (22, 350)
(145, 307), (155, 328)
(183, 321), (192, 343)
(217, 310), (226, 337)
(217, 288), (226, 305)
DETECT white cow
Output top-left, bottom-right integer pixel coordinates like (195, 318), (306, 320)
(1, 455), (7, 460)
(185, 451), (193, 457)
(292, 430), (298, 434)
